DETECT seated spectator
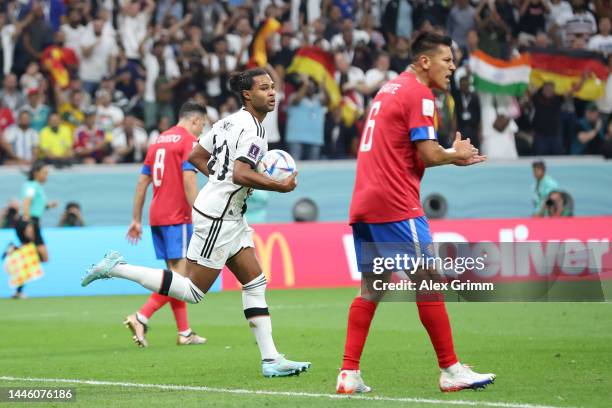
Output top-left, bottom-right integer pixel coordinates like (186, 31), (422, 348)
(19, 62), (44, 92)
(0, 73), (26, 114)
(57, 88), (85, 135)
(1, 110), (38, 164)
(38, 112), (74, 166)
(58, 201), (84, 227)
(95, 89), (124, 133)
(74, 109), (111, 164)
(572, 103), (605, 154)
(110, 116), (148, 163)
(0, 99), (15, 133)
(532, 160), (560, 216)
(286, 75), (328, 160)
(23, 88), (50, 132)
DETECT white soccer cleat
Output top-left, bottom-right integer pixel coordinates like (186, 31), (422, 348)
(439, 363), (496, 392)
(336, 370), (372, 394)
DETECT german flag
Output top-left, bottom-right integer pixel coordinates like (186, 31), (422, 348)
(527, 48), (609, 101)
(247, 18), (282, 68)
(286, 46), (341, 108)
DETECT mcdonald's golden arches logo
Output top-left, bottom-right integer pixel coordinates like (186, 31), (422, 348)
(251, 232), (295, 287)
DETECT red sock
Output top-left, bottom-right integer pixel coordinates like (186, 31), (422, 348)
(139, 293), (170, 319)
(341, 297), (377, 371)
(169, 297), (189, 333)
(416, 299), (458, 369)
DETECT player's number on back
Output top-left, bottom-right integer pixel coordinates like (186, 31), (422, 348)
(153, 148), (165, 187)
(359, 101), (381, 152)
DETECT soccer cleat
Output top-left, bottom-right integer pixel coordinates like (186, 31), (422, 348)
(177, 331), (207, 345)
(81, 251), (125, 287)
(124, 314), (148, 348)
(439, 363), (496, 392)
(336, 370), (372, 394)
(262, 355), (311, 377)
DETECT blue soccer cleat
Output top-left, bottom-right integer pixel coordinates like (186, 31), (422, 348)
(81, 251), (125, 287)
(262, 355), (311, 377)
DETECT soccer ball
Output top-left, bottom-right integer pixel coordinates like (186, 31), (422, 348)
(257, 150), (297, 181)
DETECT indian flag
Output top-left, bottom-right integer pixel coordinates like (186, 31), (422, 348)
(469, 50), (531, 96)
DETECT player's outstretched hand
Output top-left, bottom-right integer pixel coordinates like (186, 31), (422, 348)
(452, 132), (477, 160)
(126, 221), (142, 245)
(277, 171), (298, 193)
(454, 154), (487, 166)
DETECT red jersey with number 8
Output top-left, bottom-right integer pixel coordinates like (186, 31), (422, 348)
(349, 71), (439, 224)
(142, 125), (197, 226)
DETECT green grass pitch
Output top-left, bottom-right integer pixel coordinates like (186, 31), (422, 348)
(0, 288), (611, 407)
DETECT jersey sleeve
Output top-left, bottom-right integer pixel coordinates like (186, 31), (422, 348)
(142, 145), (154, 175)
(199, 128), (214, 154)
(235, 123), (265, 169)
(402, 88), (438, 142)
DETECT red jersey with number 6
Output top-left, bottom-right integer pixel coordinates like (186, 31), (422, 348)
(349, 71), (439, 224)
(142, 125), (197, 226)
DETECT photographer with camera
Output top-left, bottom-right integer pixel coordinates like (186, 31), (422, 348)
(532, 160), (561, 216)
(58, 202), (85, 227)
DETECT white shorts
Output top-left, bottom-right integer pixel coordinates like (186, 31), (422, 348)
(187, 211), (254, 269)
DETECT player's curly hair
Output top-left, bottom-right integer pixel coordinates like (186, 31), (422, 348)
(410, 31), (452, 58)
(228, 68), (269, 105)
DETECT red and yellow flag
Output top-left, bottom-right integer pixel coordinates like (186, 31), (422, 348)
(248, 18), (282, 68)
(4, 243), (43, 288)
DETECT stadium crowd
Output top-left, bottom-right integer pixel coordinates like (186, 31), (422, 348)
(0, 0), (611, 165)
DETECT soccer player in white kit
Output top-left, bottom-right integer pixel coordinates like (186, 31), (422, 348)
(82, 68), (311, 377)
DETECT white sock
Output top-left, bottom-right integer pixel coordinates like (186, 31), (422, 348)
(442, 362), (463, 374)
(242, 273), (279, 360)
(179, 329), (192, 337)
(110, 263), (204, 304)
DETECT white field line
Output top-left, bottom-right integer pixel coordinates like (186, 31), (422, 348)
(0, 376), (572, 408)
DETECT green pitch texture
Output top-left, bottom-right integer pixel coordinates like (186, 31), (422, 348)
(0, 288), (610, 407)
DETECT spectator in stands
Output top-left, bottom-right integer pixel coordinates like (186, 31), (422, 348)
(58, 201), (85, 227)
(95, 88), (124, 133)
(381, 0), (414, 43)
(219, 94), (241, 118)
(202, 36), (236, 108)
(226, 17), (253, 67)
(286, 75), (328, 160)
(143, 40), (181, 130)
(530, 81), (564, 155)
(38, 112), (74, 167)
(99, 76), (130, 114)
(18, 3), (53, 77)
(588, 17), (612, 56)
(40, 31), (79, 90)
(475, 0), (513, 60)
(148, 116), (172, 146)
(0, 73), (26, 114)
(119, 0), (155, 62)
(481, 95), (519, 159)
(1, 110), (38, 164)
(447, 0), (477, 52)
(61, 7), (86, 55)
(115, 47), (146, 111)
(555, 0), (597, 48)
(79, 17), (119, 96)
(1, 6), (33, 77)
(390, 36), (411, 73)
(57, 88), (85, 136)
(110, 115), (148, 163)
(23, 88), (50, 132)
(453, 75), (481, 149)
(532, 160), (559, 216)
(364, 52), (398, 97)
(19, 62), (44, 91)
(191, 0), (227, 45)
(593, 0), (612, 21)
(434, 89), (457, 149)
(74, 108), (111, 164)
(572, 103), (605, 154)
(518, 0), (548, 45)
(323, 5), (344, 40)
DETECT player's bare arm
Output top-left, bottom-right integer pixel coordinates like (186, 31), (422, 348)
(183, 170), (198, 207)
(188, 143), (212, 177)
(233, 160), (297, 193)
(127, 174), (152, 244)
(416, 132), (478, 167)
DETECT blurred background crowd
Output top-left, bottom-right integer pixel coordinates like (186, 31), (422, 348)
(0, 0), (611, 166)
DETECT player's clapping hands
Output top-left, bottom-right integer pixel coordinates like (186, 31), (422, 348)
(451, 132), (487, 166)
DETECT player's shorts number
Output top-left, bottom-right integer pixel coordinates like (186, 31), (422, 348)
(359, 101), (381, 152)
(153, 148), (166, 187)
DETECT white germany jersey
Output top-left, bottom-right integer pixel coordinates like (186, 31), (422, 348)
(193, 108), (267, 220)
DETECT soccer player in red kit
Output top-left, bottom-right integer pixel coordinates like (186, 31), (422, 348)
(123, 102), (207, 347)
(336, 32), (495, 393)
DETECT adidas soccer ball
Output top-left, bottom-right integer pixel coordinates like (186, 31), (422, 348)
(257, 150), (297, 182)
